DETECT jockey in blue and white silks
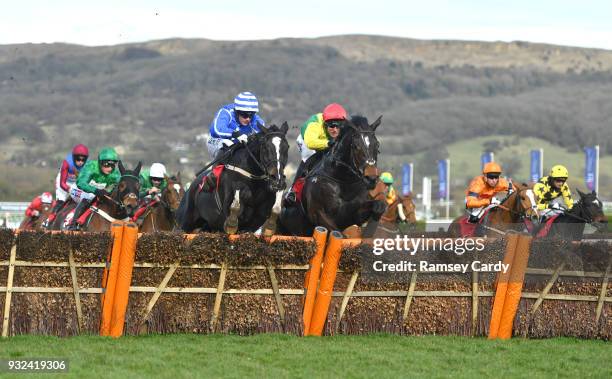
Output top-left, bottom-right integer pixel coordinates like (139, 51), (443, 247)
(207, 92), (265, 160)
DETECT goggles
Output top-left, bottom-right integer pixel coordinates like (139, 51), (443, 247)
(100, 160), (117, 169)
(74, 155), (88, 163)
(325, 120), (343, 129)
(236, 111), (256, 119)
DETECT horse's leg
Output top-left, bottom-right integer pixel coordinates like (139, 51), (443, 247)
(359, 199), (387, 237)
(262, 190), (284, 237)
(224, 189), (241, 234)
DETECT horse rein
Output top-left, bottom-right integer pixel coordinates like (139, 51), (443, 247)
(325, 125), (378, 185)
(102, 173), (139, 213)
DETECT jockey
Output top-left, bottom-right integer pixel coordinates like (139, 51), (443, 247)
(202, 92), (265, 191)
(139, 163), (168, 200)
(533, 165), (573, 220)
(25, 192), (53, 220)
(286, 103), (347, 203)
(43, 144), (89, 227)
(465, 162), (516, 223)
(66, 147), (121, 230)
(380, 172), (398, 205)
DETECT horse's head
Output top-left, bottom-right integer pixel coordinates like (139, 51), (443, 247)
(576, 190), (608, 231)
(334, 115), (381, 189)
(248, 122), (289, 192)
(515, 185), (539, 222)
(116, 161), (142, 217)
(162, 173), (185, 213)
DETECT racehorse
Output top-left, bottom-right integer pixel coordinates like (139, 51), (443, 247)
(532, 190), (607, 240)
(139, 174), (184, 232)
(447, 183), (539, 237)
(368, 179), (417, 235)
(50, 161), (142, 232)
(278, 115), (386, 237)
(177, 123), (289, 235)
(19, 202), (54, 230)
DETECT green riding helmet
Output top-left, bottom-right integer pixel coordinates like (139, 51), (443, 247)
(380, 172), (394, 184)
(98, 147), (119, 162)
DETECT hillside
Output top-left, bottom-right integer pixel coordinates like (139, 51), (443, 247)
(0, 35), (610, 201)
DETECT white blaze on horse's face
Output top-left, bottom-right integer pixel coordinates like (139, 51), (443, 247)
(525, 189), (539, 215)
(173, 184), (181, 193)
(361, 135), (376, 166)
(272, 136), (282, 180)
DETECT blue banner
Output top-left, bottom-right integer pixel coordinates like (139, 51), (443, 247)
(584, 146), (598, 191)
(530, 149), (542, 183)
(401, 163), (412, 196)
(480, 152), (494, 171)
(437, 160), (448, 200)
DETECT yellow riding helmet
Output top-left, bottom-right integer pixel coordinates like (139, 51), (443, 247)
(482, 162), (502, 175)
(380, 172), (394, 184)
(550, 165), (569, 179)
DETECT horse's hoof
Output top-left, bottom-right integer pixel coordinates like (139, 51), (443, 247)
(343, 225), (362, 238)
(224, 220), (238, 235)
(262, 214), (278, 237)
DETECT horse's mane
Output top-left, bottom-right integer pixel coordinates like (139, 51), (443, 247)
(349, 115), (370, 129)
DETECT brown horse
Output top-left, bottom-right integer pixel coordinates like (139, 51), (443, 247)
(447, 183), (538, 237)
(19, 202), (53, 230)
(368, 180), (417, 234)
(51, 162), (142, 232)
(139, 174), (185, 233)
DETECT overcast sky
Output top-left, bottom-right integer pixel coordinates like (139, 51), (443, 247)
(1, 0), (611, 49)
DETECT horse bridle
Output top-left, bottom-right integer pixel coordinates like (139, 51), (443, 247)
(328, 125), (378, 184)
(240, 132), (287, 186)
(103, 174), (139, 213)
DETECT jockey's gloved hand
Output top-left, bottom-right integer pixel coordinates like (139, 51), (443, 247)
(32, 210), (40, 217)
(237, 134), (248, 144)
(550, 203), (562, 210)
(490, 198), (501, 205)
(95, 188), (109, 198)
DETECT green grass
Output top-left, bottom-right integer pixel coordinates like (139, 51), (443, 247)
(1, 334), (610, 378)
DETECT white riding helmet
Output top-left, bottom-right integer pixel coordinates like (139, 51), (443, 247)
(41, 192), (53, 204)
(150, 163), (167, 179)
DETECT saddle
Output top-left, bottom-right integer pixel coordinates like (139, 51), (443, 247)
(198, 165), (225, 193)
(525, 214), (561, 237)
(291, 177), (306, 203)
(458, 208), (493, 237)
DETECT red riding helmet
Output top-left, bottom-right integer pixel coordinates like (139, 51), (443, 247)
(322, 103), (347, 121)
(72, 144), (89, 157)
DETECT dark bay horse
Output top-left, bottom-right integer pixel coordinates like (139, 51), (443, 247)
(177, 123), (289, 235)
(538, 190), (607, 240)
(447, 184), (539, 237)
(50, 161), (142, 232)
(139, 174), (184, 232)
(278, 115), (386, 237)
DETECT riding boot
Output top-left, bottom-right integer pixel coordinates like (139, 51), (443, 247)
(286, 161), (307, 204)
(43, 200), (65, 228)
(66, 200), (91, 230)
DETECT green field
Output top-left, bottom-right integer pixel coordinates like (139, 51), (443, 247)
(1, 334), (610, 378)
